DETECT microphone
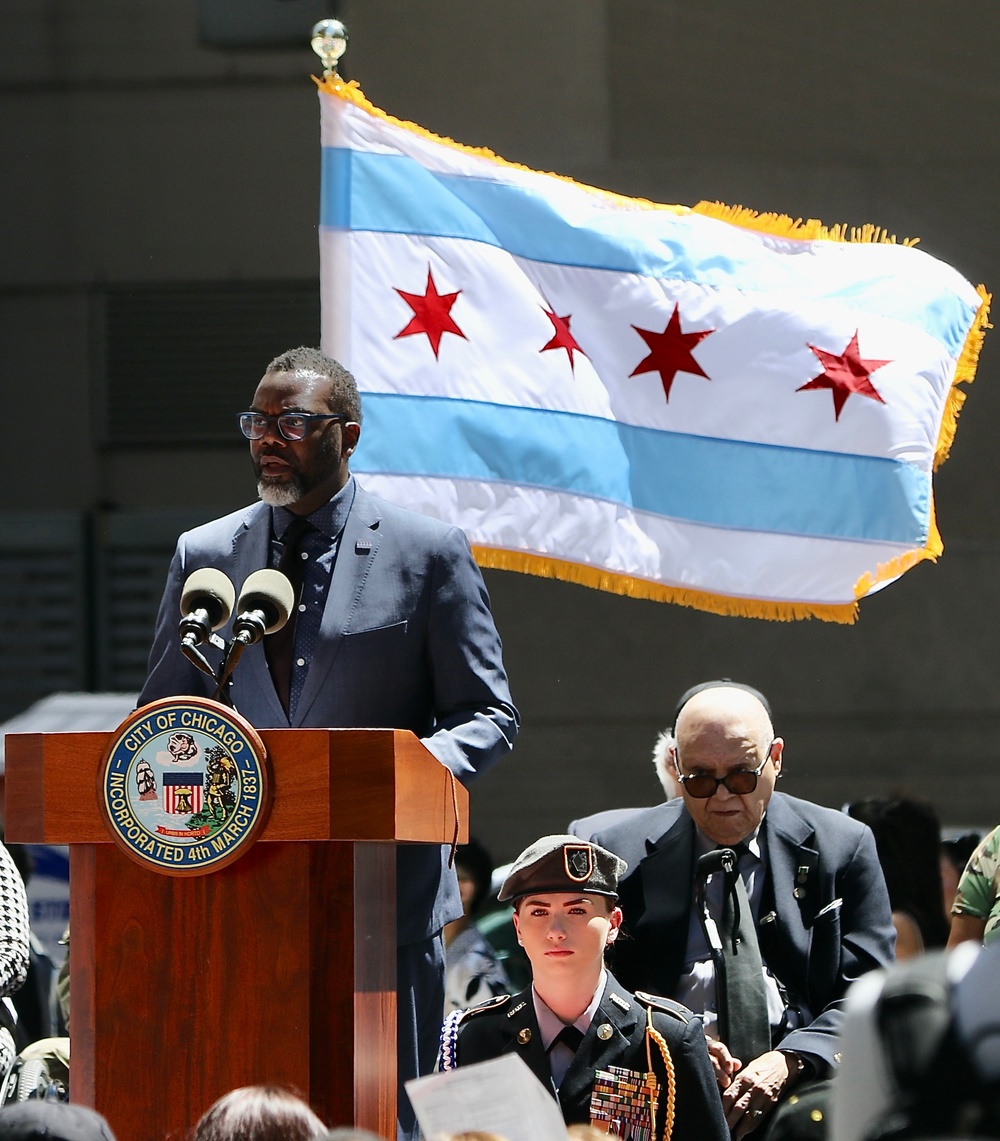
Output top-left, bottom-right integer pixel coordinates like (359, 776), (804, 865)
(230, 569), (296, 647)
(213, 570), (295, 701)
(178, 568), (236, 649)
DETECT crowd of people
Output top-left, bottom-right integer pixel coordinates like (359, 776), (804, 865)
(1, 676), (998, 1140)
(2, 348), (999, 1140)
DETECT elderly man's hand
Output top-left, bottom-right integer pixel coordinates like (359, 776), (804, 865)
(705, 1037), (741, 1088)
(720, 1049), (797, 1139)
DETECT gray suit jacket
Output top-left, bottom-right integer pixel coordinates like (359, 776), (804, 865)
(592, 792), (896, 1068)
(139, 479), (519, 943)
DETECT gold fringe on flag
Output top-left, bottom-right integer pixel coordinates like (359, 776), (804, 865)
(321, 77), (992, 624)
(935, 284), (991, 469)
(472, 548), (861, 625)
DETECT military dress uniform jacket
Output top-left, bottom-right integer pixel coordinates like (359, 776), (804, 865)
(592, 792), (896, 1069)
(449, 973), (728, 1141)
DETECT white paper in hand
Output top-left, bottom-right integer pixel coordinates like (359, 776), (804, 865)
(405, 1053), (569, 1141)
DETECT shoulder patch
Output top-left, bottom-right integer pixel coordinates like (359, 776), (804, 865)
(460, 994), (511, 1022)
(635, 990), (695, 1023)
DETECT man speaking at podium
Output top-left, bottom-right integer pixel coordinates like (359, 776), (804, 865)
(139, 346), (519, 1136)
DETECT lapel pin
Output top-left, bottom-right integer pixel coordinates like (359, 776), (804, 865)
(793, 887), (806, 898)
(796, 865), (810, 882)
(355, 540), (372, 555)
(507, 1001), (526, 1018)
(597, 1023), (613, 1041)
(517, 1028), (532, 1045)
(610, 993), (630, 1011)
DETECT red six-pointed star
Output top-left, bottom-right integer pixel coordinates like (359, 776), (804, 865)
(394, 268), (467, 359)
(798, 330), (891, 421)
(540, 308), (584, 371)
(630, 304), (714, 401)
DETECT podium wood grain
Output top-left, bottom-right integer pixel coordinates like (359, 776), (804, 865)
(5, 726), (467, 1141)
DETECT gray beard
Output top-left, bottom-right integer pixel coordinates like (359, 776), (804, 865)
(257, 478), (303, 507)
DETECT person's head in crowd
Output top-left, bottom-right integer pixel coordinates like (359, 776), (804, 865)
(317, 1131), (385, 1141)
(941, 830), (982, 915)
(455, 838), (497, 919)
(0, 1103), (115, 1141)
(845, 795), (950, 955)
(670, 683), (781, 847)
(191, 1086), (326, 1141)
(833, 943), (1000, 1141)
(652, 680), (772, 804)
(243, 346), (362, 515)
(649, 730), (682, 800)
(499, 835), (626, 992)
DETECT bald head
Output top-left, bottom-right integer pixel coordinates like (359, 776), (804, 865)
(672, 685), (782, 846)
(675, 685), (774, 757)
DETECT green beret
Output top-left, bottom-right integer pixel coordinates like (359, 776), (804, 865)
(498, 834), (627, 903)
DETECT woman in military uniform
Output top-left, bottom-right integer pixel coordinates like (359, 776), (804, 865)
(439, 835), (727, 1141)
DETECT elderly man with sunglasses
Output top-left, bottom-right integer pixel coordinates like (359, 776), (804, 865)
(589, 683), (894, 1140)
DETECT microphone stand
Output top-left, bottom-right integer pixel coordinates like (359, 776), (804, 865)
(177, 613), (235, 707)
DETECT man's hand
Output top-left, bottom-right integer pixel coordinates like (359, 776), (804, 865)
(719, 1049), (798, 1139)
(705, 1036), (741, 1088)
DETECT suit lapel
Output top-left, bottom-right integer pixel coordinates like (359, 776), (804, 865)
(761, 795), (818, 993)
(638, 811), (695, 991)
(293, 482), (383, 726)
(229, 505), (287, 725)
(501, 992), (555, 1096)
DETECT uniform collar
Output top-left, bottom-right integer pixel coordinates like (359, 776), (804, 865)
(531, 969), (607, 1050)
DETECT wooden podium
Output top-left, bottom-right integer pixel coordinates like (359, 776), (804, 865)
(4, 725), (467, 1141)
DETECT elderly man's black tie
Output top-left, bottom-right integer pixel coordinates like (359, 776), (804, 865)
(697, 846), (771, 1065)
(719, 846), (771, 1063)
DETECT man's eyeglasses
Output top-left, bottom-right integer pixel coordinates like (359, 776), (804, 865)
(675, 741), (776, 799)
(238, 412), (349, 442)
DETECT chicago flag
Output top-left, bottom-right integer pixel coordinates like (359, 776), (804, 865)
(317, 79), (989, 623)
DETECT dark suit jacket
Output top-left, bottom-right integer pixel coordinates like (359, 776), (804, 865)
(454, 973), (728, 1141)
(569, 806), (654, 840)
(138, 479), (519, 943)
(592, 793), (895, 1068)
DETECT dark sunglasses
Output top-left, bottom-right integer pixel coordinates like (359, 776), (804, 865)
(675, 741), (776, 799)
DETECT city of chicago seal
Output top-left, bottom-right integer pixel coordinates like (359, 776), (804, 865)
(99, 696), (271, 875)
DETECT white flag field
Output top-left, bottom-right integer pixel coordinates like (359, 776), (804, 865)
(317, 79), (990, 624)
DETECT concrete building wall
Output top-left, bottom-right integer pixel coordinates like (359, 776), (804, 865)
(2, 0), (999, 861)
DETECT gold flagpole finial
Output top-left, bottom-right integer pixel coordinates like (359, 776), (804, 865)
(311, 19), (348, 80)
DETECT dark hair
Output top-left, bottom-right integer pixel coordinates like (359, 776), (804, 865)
(265, 347), (362, 425)
(455, 838), (497, 917)
(942, 832), (982, 873)
(191, 1086), (325, 1141)
(846, 795), (950, 949)
(317, 1131), (384, 1141)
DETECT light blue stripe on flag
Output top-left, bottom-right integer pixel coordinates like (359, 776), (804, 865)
(322, 148), (977, 357)
(353, 393), (929, 544)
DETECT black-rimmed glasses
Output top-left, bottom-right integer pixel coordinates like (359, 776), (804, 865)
(675, 741), (776, 798)
(238, 412), (349, 442)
